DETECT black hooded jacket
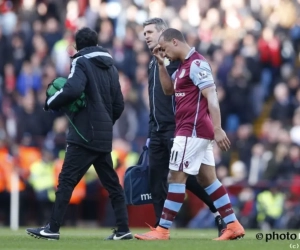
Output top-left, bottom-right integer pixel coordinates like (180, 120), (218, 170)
(47, 46), (124, 152)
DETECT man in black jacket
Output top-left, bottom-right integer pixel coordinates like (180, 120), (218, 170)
(26, 27), (132, 241)
(143, 18), (225, 234)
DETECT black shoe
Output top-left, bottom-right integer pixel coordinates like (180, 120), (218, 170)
(26, 224), (60, 240)
(215, 215), (226, 237)
(106, 229), (133, 240)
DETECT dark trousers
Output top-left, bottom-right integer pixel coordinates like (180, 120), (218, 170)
(50, 144), (128, 232)
(149, 131), (217, 226)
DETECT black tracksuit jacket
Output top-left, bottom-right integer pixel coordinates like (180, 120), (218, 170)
(47, 46), (124, 152)
(147, 57), (179, 137)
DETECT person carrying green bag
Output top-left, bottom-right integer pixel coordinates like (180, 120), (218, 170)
(26, 27), (132, 241)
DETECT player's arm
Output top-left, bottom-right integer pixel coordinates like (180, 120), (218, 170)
(190, 59), (230, 151)
(157, 63), (174, 95)
(153, 45), (174, 95)
(202, 86), (222, 132)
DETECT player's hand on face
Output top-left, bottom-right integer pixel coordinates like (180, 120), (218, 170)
(214, 128), (231, 151)
(153, 44), (164, 65)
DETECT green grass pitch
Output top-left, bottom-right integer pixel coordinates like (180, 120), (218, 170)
(0, 227), (298, 250)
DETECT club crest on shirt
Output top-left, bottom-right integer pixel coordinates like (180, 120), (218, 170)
(179, 69), (186, 78)
(164, 57), (170, 66)
(184, 161), (189, 168)
(194, 60), (201, 67)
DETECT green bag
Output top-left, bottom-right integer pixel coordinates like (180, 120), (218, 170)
(46, 77), (86, 113)
(46, 77), (90, 143)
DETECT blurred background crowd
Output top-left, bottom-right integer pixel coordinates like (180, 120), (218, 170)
(0, 0), (300, 230)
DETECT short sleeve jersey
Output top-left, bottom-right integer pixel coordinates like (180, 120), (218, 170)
(172, 47), (214, 139)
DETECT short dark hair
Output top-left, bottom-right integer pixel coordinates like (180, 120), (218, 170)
(75, 27), (98, 51)
(143, 18), (167, 31)
(159, 28), (185, 42)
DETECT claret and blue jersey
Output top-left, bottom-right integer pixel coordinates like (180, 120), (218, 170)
(171, 47), (215, 140)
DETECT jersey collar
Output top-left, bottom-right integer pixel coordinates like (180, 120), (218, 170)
(185, 47), (196, 59)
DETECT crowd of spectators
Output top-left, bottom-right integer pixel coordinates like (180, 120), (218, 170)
(0, 0), (300, 229)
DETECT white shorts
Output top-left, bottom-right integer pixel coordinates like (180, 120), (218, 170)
(169, 136), (215, 175)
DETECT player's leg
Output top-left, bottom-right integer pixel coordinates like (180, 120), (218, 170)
(135, 169), (188, 240)
(26, 144), (94, 240)
(166, 136), (218, 216)
(167, 136), (225, 235)
(149, 134), (169, 227)
(186, 176), (218, 213)
(156, 136), (193, 232)
(93, 152), (132, 240)
(197, 141), (245, 240)
(186, 175), (226, 235)
(158, 169), (188, 230)
(135, 136), (201, 240)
